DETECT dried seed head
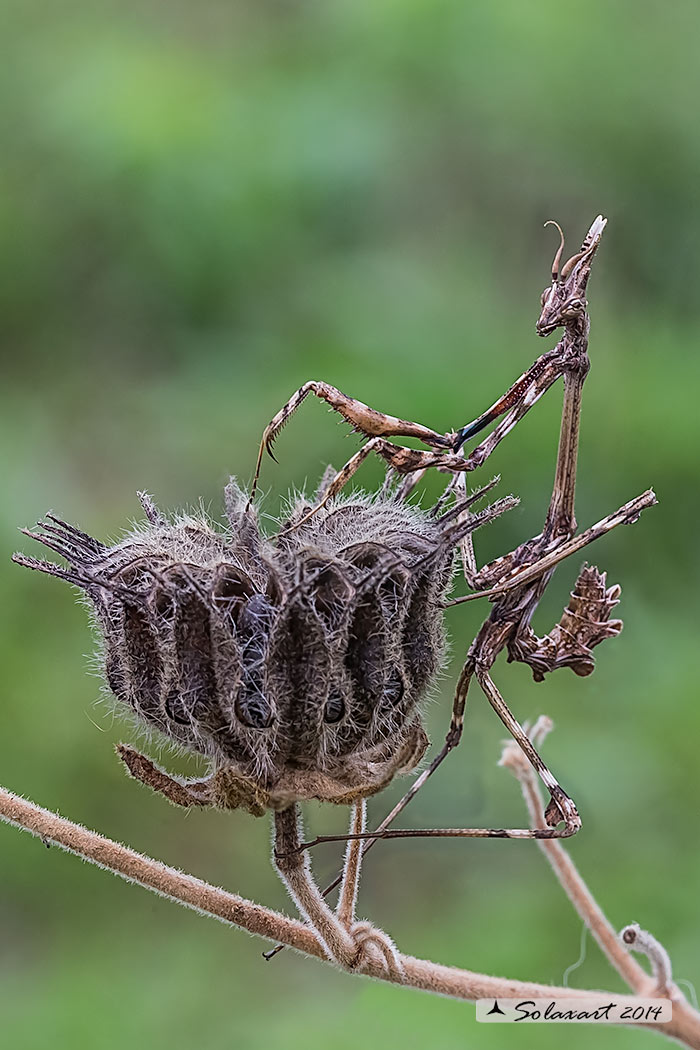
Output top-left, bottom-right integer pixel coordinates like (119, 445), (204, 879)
(14, 478), (514, 808)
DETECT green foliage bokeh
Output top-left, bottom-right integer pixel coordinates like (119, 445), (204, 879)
(1, 3), (698, 1048)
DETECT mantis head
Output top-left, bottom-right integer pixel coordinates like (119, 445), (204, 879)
(536, 215), (607, 337)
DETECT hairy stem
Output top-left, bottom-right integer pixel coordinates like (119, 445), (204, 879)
(501, 732), (651, 992)
(499, 725), (700, 1048)
(2, 784), (700, 1046)
(622, 924), (675, 998)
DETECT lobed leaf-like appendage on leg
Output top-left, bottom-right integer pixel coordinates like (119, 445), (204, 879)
(509, 564), (623, 682)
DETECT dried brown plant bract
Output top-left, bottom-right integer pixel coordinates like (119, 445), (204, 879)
(13, 484), (514, 812)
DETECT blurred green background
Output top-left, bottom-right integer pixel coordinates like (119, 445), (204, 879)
(1, 2), (699, 1048)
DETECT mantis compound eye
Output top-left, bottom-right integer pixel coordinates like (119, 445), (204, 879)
(562, 297), (585, 317)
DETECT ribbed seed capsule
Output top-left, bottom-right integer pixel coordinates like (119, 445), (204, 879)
(14, 478), (512, 808)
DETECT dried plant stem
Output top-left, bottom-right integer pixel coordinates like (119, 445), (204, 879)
(336, 800), (366, 928)
(0, 786), (316, 952)
(500, 724), (700, 1048)
(622, 924), (675, 998)
(501, 727), (651, 993)
(2, 784), (700, 1046)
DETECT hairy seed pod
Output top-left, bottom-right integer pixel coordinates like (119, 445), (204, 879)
(14, 478), (515, 812)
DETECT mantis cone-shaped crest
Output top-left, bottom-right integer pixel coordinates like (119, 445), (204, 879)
(537, 215), (607, 336)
